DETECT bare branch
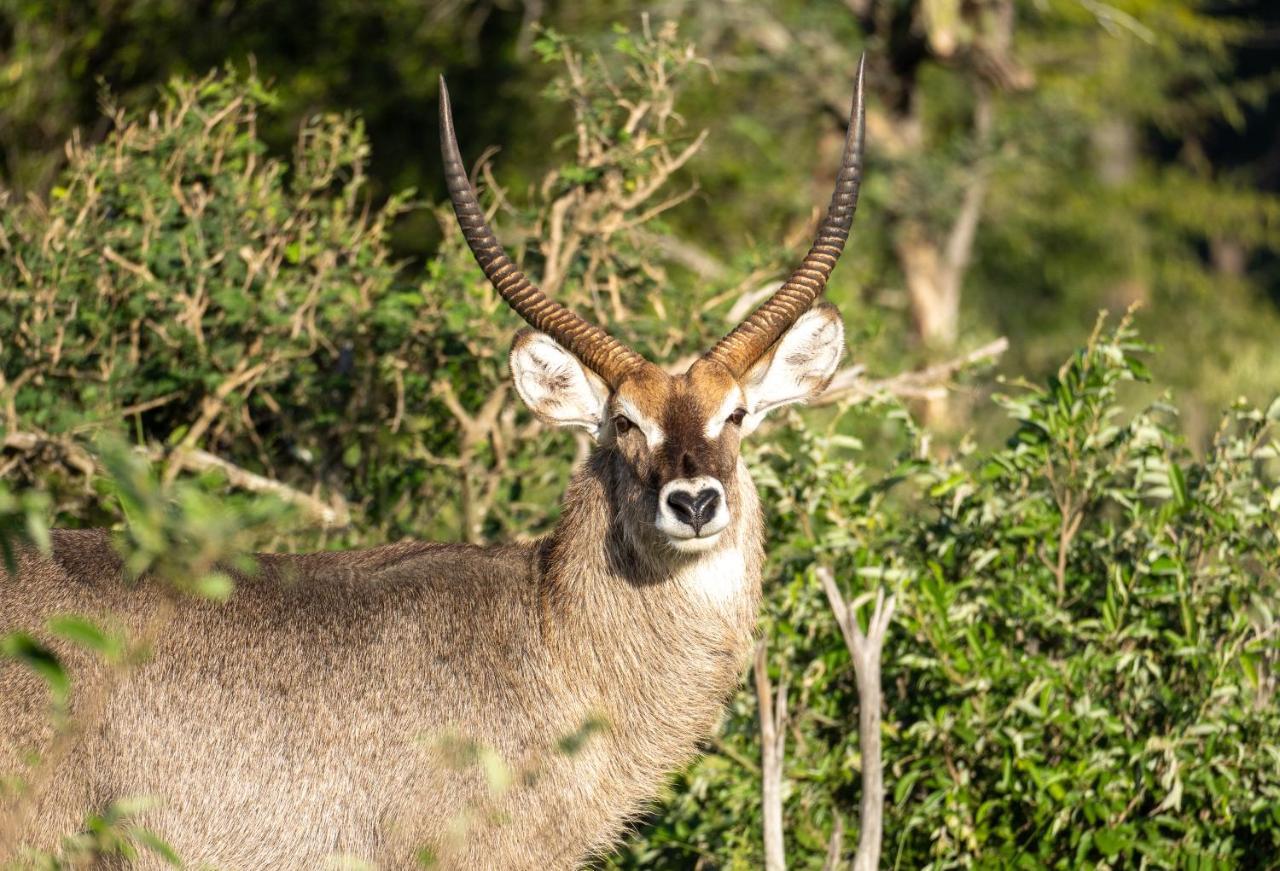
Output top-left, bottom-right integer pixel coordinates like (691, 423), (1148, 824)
(615, 183), (701, 234)
(166, 357), (274, 483)
(540, 191), (581, 298)
(896, 90), (995, 350)
(101, 245), (158, 284)
(816, 337), (1009, 406)
(821, 814), (845, 871)
(632, 229), (728, 281)
(2, 430), (96, 481)
(432, 380), (511, 543)
(943, 93), (993, 278)
(170, 448), (349, 527)
(816, 566), (896, 871)
(3, 430), (349, 527)
(726, 281), (784, 325)
(617, 129), (708, 212)
(754, 639), (789, 871)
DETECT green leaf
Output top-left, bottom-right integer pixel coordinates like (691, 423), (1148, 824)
(1168, 462), (1189, 510)
(1, 631), (70, 703)
(48, 614), (122, 660)
(194, 572), (235, 601)
(1095, 827), (1127, 858)
(132, 829), (182, 866)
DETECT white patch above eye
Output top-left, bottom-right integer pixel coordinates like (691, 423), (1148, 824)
(703, 386), (747, 440)
(614, 397), (664, 447)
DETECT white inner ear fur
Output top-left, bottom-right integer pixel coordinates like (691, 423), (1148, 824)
(740, 304), (845, 435)
(509, 330), (609, 435)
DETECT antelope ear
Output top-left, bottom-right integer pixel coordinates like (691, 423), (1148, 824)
(740, 303), (844, 434)
(509, 329), (609, 435)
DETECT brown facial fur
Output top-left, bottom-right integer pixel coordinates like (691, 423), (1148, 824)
(608, 360), (745, 499)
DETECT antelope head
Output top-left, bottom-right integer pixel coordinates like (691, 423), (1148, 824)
(439, 61), (865, 556)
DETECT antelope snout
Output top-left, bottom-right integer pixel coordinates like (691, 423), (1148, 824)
(666, 488), (719, 530)
(656, 476), (729, 552)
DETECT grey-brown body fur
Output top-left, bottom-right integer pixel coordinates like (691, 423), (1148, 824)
(1, 450), (763, 868)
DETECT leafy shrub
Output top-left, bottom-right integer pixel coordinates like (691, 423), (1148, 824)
(0, 70), (415, 539)
(613, 315), (1280, 868)
(1, 23), (720, 548)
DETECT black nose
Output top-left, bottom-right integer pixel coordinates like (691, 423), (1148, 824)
(666, 487), (721, 533)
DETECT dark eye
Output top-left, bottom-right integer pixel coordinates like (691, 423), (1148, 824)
(614, 415), (634, 435)
(727, 407), (747, 426)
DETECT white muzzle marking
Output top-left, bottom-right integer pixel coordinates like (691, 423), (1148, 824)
(656, 475), (730, 552)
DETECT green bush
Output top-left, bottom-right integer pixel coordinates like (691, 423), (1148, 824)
(613, 315), (1280, 868)
(1, 25), (720, 548)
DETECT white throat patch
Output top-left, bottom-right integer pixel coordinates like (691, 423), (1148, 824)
(675, 544), (747, 607)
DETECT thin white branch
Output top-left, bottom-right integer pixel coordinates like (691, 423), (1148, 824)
(942, 93), (993, 278)
(816, 337), (1009, 406)
(726, 281), (784, 324)
(617, 129), (708, 212)
(821, 814), (845, 871)
(632, 229), (728, 281)
(172, 448), (349, 527)
(754, 640), (789, 871)
(816, 566), (896, 871)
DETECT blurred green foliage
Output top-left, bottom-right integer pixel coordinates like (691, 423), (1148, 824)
(1, 4), (1279, 867)
(0, 484), (47, 574)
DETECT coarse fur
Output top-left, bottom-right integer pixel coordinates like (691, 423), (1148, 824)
(0, 307), (844, 869)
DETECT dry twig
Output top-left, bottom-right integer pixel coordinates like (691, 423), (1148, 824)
(817, 336), (1009, 406)
(2, 430), (349, 527)
(816, 566), (896, 871)
(822, 814), (846, 871)
(431, 380), (511, 543)
(754, 639), (789, 871)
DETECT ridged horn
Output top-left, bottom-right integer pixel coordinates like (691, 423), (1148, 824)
(439, 76), (648, 387)
(703, 54), (866, 377)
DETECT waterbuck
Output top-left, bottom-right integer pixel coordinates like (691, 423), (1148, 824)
(1, 60), (866, 869)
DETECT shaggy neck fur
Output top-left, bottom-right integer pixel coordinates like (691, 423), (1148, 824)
(537, 446), (764, 774)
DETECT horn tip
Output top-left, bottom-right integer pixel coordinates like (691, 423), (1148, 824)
(852, 54), (866, 137)
(439, 76), (456, 145)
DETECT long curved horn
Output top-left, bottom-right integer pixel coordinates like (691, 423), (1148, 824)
(439, 77), (648, 387)
(703, 55), (866, 377)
